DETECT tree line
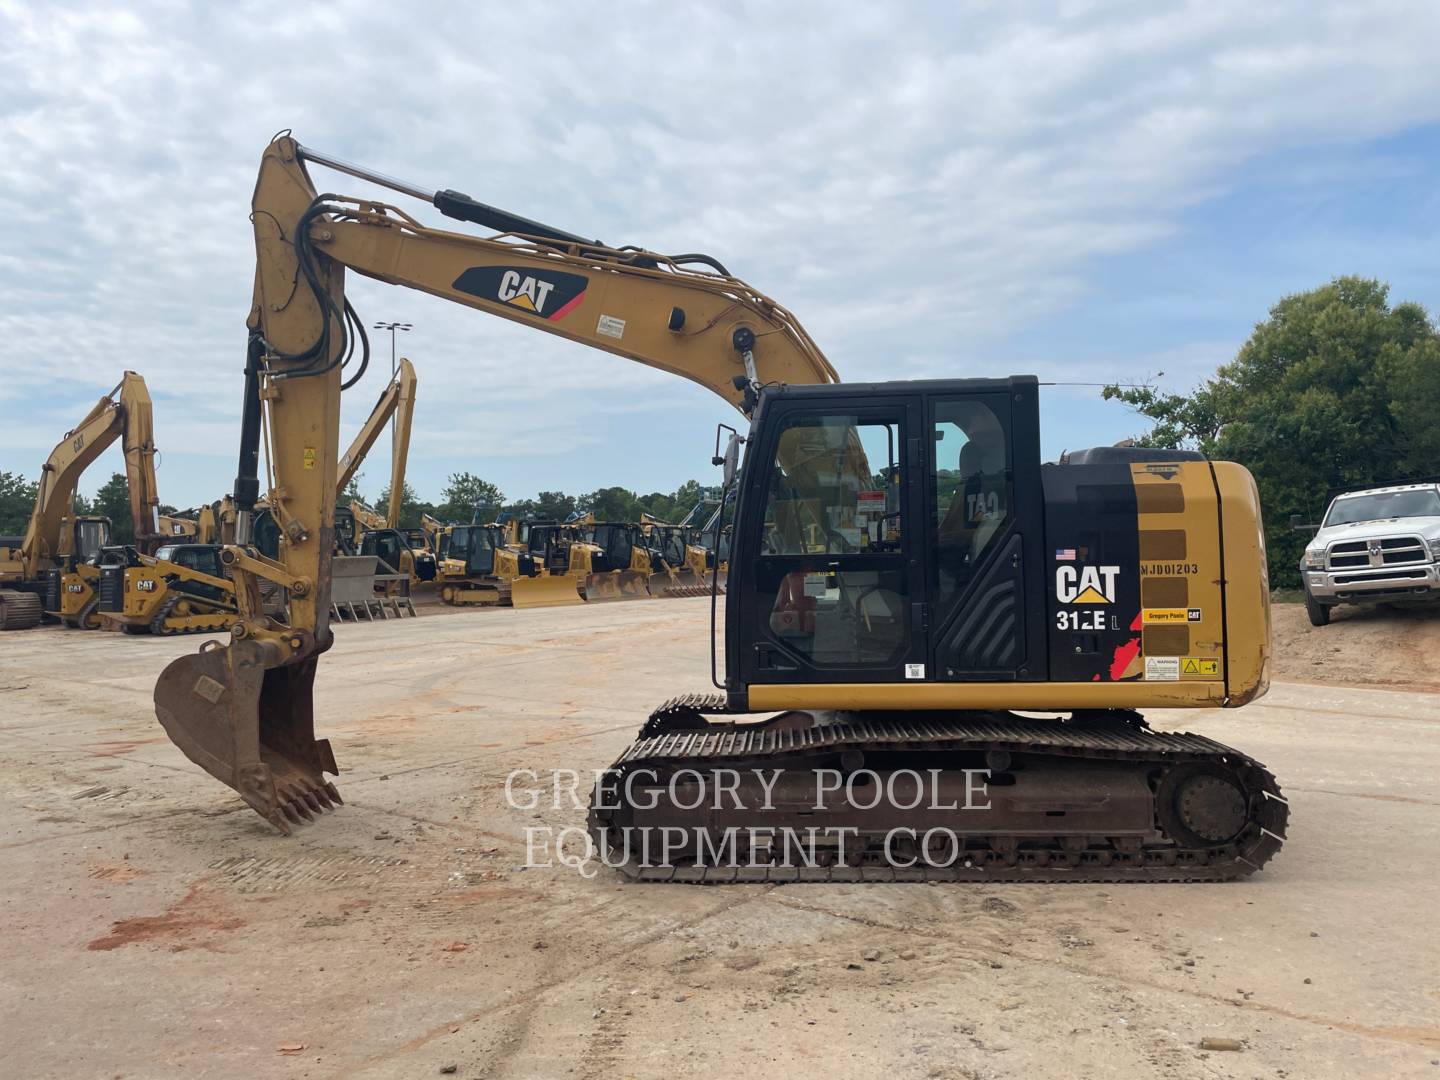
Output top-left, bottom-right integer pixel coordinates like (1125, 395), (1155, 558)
(357, 474), (712, 531)
(0, 467), (713, 541)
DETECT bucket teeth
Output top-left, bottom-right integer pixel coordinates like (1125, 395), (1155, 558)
(268, 811), (292, 836)
(324, 782), (344, 806)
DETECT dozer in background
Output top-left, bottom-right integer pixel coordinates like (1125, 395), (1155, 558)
(152, 135), (1283, 884)
(2, 372), (166, 630)
(641, 518), (710, 597)
(567, 517), (652, 601)
(436, 522), (581, 608)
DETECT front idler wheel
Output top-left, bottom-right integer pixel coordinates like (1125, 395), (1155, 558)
(1156, 764), (1249, 849)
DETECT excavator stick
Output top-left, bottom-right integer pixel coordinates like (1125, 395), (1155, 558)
(510, 574), (585, 608)
(154, 639), (342, 833)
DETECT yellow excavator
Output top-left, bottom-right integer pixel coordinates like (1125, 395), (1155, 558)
(99, 361), (424, 636)
(152, 135), (1284, 883)
(0, 372), (168, 630)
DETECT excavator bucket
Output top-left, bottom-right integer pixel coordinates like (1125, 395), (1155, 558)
(154, 639), (342, 833)
(510, 573), (584, 608)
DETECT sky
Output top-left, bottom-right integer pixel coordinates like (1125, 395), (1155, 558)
(3, 1), (1440, 510)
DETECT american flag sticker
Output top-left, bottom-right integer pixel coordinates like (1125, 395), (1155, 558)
(1055, 548), (1076, 561)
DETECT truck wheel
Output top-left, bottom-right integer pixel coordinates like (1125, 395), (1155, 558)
(1304, 587), (1331, 627)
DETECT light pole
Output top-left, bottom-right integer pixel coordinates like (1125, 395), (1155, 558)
(373, 321), (412, 482)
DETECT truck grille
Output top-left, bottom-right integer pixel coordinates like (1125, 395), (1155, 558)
(1326, 535), (1428, 570)
(44, 568), (62, 612)
(98, 565), (125, 613)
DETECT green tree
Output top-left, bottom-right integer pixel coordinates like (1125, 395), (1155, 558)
(340, 471), (367, 506)
(0, 471), (38, 535)
(374, 481), (435, 529)
(581, 486), (641, 522)
(90, 472), (133, 544)
(534, 490), (577, 522)
(1103, 277), (1440, 586)
(435, 472), (503, 524)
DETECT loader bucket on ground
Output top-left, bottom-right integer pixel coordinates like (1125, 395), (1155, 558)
(154, 639), (342, 833)
(510, 574), (584, 608)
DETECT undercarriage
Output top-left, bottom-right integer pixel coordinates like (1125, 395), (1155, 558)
(587, 695), (1287, 883)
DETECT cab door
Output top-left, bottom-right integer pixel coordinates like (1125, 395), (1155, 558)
(734, 395), (929, 686)
(924, 385), (1046, 681)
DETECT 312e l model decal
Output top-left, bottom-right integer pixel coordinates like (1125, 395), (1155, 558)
(452, 266), (589, 322)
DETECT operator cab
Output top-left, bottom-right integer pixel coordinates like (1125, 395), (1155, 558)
(526, 522), (572, 575)
(727, 378), (1044, 694)
(649, 526), (689, 570)
(57, 515), (112, 568)
(589, 523), (640, 573)
(446, 524), (496, 576)
(153, 543), (228, 602)
(361, 527), (436, 582)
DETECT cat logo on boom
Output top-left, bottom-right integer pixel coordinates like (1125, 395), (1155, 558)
(1056, 564), (1120, 604)
(451, 266), (589, 323)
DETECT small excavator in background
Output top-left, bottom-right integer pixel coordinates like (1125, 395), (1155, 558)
(0, 372), (166, 630)
(100, 361), (423, 635)
(152, 136), (1284, 884)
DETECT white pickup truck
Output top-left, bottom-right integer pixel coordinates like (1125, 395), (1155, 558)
(1294, 483), (1440, 626)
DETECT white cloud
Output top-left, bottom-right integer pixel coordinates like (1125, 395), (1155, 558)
(2, 0), (1439, 502)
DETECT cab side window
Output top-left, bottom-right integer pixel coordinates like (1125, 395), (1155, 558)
(761, 416), (902, 555)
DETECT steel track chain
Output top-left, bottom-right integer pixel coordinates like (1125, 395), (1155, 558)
(591, 693), (1288, 885)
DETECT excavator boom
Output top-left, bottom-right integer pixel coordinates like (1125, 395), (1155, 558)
(337, 357), (417, 523)
(155, 133), (832, 829)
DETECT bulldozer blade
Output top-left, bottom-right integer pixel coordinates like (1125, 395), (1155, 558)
(510, 574), (584, 609)
(583, 572), (625, 602)
(618, 570), (652, 598)
(154, 639), (341, 834)
(650, 568), (705, 597)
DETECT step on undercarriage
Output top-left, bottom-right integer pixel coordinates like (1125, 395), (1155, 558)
(586, 695), (1287, 884)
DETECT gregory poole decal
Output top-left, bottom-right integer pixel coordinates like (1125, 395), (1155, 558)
(452, 266), (589, 322)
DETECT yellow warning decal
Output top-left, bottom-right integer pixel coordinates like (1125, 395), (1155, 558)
(1142, 607), (1202, 624)
(303, 447), (316, 470)
(1181, 657), (1220, 677)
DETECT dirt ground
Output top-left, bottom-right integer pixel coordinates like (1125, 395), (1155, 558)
(1, 597), (1437, 1079)
(1271, 598), (1440, 691)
